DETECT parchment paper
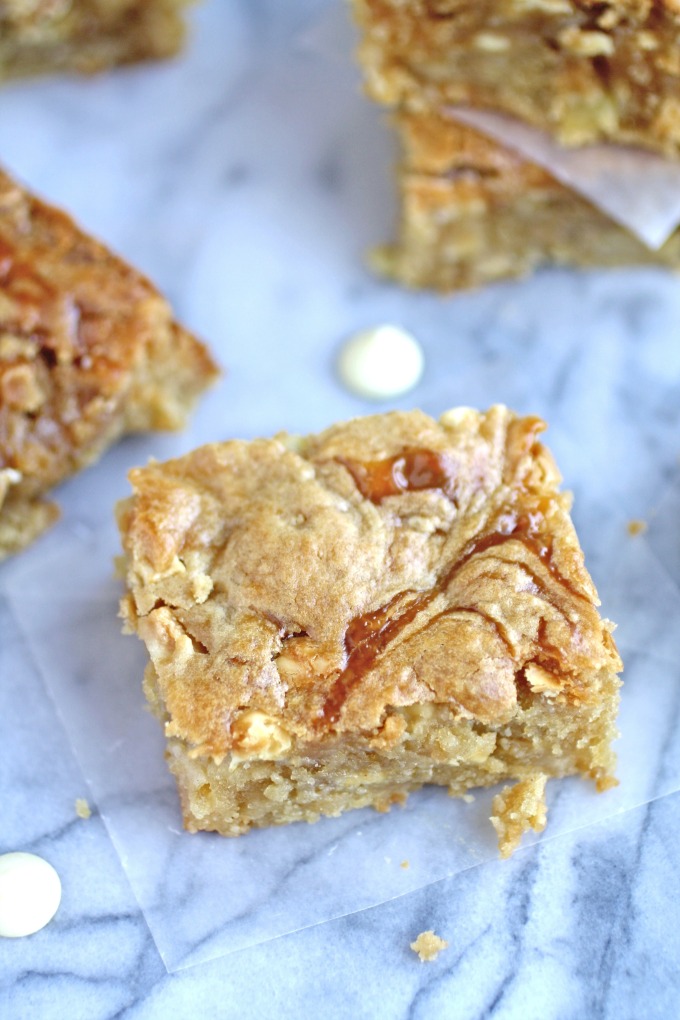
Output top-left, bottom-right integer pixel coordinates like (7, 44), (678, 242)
(449, 107), (680, 250)
(3, 495), (680, 972)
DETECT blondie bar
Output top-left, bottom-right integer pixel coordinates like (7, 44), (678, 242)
(0, 0), (194, 79)
(351, 0), (680, 156)
(0, 167), (218, 559)
(118, 406), (621, 855)
(372, 111), (680, 291)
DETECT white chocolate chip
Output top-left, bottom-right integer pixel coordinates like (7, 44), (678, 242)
(337, 325), (424, 400)
(557, 27), (615, 57)
(0, 467), (21, 504)
(0, 852), (61, 938)
(473, 32), (510, 52)
(230, 710), (292, 763)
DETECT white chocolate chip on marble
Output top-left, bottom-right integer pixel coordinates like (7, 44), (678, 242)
(0, 852), (61, 938)
(230, 710), (292, 763)
(337, 325), (424, 400)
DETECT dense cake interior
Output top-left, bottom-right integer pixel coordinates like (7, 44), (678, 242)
(0, 0), (194, 79)
(373, 112), (680, 291)
(352, 0), (680, 154)
(147, 667), (618, 838)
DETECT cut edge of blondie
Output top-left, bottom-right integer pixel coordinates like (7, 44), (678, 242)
(141, 656), (619, 850)
(0, 165), (219, 560)
(370, 111), (680, 292)
(0, 472), (60, 559)
(0, 0), (196, 80)
(350, 0), (680, 156)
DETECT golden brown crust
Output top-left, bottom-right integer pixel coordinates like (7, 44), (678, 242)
(351, 0), (680, 155)
(0, 0), (195, 79)
(118, 406), (622, 762)
(0, 166), (218, 558)
(374, 111), (680, 291)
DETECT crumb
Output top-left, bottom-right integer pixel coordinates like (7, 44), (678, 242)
(462, 793), (475, 803)
(490, 774), (547, 859)
(75, 798), (91, 820)
(627, 519), (647, 536)
(410, 930), (449, 962)
(400, 859), (410, 869)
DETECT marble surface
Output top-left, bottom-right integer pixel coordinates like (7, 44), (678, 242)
(2, 0), (680, 1016)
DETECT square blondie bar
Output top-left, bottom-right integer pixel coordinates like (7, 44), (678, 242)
(0, 0), (195, 79)
(351, 0), (680, 156)
(372, 111), (680, 291)
(0, 167), (218, 559)
(118, 406), (621, 856)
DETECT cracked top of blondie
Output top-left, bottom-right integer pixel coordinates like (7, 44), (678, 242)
(118, 406), (621, 759)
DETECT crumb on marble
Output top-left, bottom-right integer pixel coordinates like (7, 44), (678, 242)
(400, 859), (410, 869)
(462, 793), (475, 803)
(627, 519), (647, 536)
(490, 773), (547, 859)
(75, 798), (91, 820)
(410, 930), (449, 962)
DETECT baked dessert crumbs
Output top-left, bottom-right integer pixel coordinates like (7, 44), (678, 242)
(75, 798), (91, 820)
(0, 1), (196, 80)
(0, 167), (218, 559)
(351, 0), (680, 156)
(410, 930), (448, 962)
(627, 519), (647, 536)
(117, 406), (622, 855)
(491, 774), (548, 859)
(373, 111), (680, 293)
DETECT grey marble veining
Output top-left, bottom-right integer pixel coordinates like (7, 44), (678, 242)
(5, 525), (680, 975)
(2, 0), (680, 1016)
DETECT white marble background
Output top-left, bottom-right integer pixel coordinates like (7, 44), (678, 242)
(2, 0), (680, 1016)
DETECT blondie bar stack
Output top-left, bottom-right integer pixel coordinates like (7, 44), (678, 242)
(351, 0), (680, 290)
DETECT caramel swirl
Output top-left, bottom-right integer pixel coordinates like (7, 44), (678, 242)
(339, 448), (456, 503)
(320, 505), (584, 726)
